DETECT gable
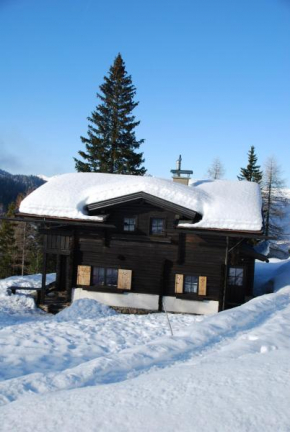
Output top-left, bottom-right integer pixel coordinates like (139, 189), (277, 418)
(86, 191), (201, 221)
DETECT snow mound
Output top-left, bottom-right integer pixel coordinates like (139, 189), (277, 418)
(0, 273), (56, 297)
(271, 259), (290, 292)
(19, 173), (263, 231)
(56, 298), (117, 321)
(0, 294), (36, 313)
(0, 266), (290, 430)
(0, 294), (47, 328)
(254, 258), (290, 295)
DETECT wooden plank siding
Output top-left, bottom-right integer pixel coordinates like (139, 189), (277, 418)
(44, 232), (73, 255)
(74, 217), (228, 302)
(76, 237), (177, 295)
(42, 200), (256, 309)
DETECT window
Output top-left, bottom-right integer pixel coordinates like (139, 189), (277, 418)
(150, 218), (165, 234)
(92, 267), (118, 287)
(124, 217), (136, 232)
(175, 274), (207, 296)
(92, 267), (105, 285)
(228, 267), (244, 286)
(106, 268), (118, 286)
(184, 275), (198, 293)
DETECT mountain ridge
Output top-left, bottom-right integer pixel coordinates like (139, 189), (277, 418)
(0, 169), (46, 213)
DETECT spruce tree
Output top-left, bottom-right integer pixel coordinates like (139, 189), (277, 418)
(238, 146), (263, 183)
(74, 54), (146, 175)
(0, 203), (17, 278)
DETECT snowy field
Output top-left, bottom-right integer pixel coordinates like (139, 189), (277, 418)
(0, 263), (290, 432)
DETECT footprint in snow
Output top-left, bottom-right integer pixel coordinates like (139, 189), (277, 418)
(247, 335), (259, 341)
(260, 345), (278, 354)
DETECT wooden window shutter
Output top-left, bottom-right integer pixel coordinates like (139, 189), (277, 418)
(117, 269), (132, 290)
(77, 265), (91, 286)
(175, 274), (184, 294)
(198, 276), (207, 296)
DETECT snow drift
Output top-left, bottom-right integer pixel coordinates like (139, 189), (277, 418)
(0, 260), (290, 431)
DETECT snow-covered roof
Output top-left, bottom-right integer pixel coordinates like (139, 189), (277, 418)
(19, 173), (263, 232)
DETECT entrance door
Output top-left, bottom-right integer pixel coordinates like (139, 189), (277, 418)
(56, 255), (68, 292)
(226, 266), (245, 307)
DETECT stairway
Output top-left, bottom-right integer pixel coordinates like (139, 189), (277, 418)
(39, 286), (71, 314)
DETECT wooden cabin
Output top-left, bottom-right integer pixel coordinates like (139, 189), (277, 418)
(18, 170), (267, 314)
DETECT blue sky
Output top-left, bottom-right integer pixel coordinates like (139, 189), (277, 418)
(0, 0), (289, 184)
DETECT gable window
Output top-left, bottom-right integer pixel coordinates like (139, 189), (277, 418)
(228, 267), (244, 286)
(92, 267), (118, 287)
(150, 218), (165, 234)
(184, 275), (198, 293)
(124, 217), (136, 232)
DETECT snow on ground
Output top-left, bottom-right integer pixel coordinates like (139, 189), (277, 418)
(0, 273), (56, 297)
(0, 273), (55, 328)
(254, 258), (289, 295)
(0, 262), (290, 431)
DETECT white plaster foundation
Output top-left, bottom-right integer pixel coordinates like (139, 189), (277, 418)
(162, 296), (219, 315)
(72, 289), (219, 315)
(72, 289), (159, 310)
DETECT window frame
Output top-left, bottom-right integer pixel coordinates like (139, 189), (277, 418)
(123, 216), (137, 233)
(150, 217), (166, 235)
(228, 266), (244, 287)
(92, 266), (118, 288)
(183, 275), (199, 294)
(175, 273), (208, 298)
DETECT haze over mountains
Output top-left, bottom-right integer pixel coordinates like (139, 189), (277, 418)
(0, 169), (45, 213)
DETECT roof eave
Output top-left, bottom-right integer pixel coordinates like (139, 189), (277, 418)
(11, 213), (116, 229)
(176, 226), (267, 239)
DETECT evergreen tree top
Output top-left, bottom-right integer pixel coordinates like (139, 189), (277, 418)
(238, 146), (263, 184)
(74, 53), (146, 175)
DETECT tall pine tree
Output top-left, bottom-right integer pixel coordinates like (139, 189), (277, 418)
(74, 54), (146, 175)
(238, 146), (263, 183)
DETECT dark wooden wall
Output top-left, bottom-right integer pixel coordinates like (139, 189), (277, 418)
(42, 201), (256, 308)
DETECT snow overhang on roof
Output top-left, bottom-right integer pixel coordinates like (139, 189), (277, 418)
(19, 173), (263, 232)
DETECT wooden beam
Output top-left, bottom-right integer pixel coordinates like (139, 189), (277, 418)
(0, 215), (117, 229)
(221, 236), (229, 311)
(176, 227), (267, 239)
(40, 252), (47, 304)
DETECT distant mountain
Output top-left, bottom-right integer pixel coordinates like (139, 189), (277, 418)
(0, 169), (13, 177)
(37, 174), (52, 182)
(0, 169), (46, 213)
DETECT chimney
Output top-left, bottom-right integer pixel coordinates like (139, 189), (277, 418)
(170, 155), (193, 186)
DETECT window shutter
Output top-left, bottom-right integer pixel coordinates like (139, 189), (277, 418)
(117, 269), (132, 290)
(175, 274), (184, 294)
(77, 265), (91, 286)
(198, 276), (207, 296)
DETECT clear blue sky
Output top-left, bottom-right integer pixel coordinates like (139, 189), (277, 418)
(0, 0), (289, 184)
